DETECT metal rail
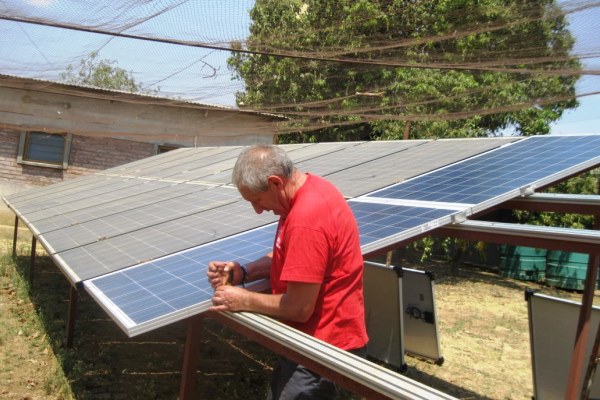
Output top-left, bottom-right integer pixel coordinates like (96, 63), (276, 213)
(212, 311), (457, 400)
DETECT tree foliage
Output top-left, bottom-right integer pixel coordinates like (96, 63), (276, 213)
(229, 0), (580, 142)
(60, 52), (157, 94)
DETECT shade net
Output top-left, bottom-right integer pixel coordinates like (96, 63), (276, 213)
(1, 0), (598, 137)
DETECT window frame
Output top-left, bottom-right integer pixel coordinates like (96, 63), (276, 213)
(17, 131), (72, 170)
(154, 144), (180, 155)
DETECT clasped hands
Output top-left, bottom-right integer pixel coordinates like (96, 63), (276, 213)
(207, 261), (246, 312)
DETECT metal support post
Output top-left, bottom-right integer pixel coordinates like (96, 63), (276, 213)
(582, 257), (600, 399)
(12, 215), (18, 258)
(385, 250), (393, 268)
(179, 316), (203, 400)
(66, 286), (78, 348)
(29, 236), (37, 285)
(566, 213), (600, 399)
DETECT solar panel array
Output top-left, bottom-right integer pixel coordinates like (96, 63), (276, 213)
(8, 135), (600, 337)
(5, 138), (516, 285)
(83, 135), (600, 336)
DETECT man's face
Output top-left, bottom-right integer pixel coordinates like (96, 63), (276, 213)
(238, 180), (286, 216)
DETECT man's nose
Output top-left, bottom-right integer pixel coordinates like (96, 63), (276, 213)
(252, 203), (264, 214)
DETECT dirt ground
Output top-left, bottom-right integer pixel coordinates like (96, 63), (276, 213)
(0, 232), (596, 400)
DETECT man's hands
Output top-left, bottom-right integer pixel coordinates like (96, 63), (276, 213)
(207, 261), (239, 288)
(206, 258), (319, 322)
(210, 284), (248, 312)
(207, 261), (246, 312)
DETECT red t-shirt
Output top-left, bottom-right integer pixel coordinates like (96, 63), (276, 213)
(270, 174), (368, 351)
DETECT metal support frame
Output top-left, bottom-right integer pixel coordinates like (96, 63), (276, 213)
(501, 193), (600, 215)
(435, 220), (600, 255)
(492, 191), (600, 399)
(66, 285), (78, 348)
(12, 215), (18, 257)
(577, 212), (600, 400)
(583, 179), (600, 398)
(179, 316), (204, 400)
(206, 311), (457, 400)
(29, 236), (36, 285)
(581, 202), (600, 399)
(566, 253), (600, 399)
(6, 211), (79, 348)
(580, 254), (600, 400)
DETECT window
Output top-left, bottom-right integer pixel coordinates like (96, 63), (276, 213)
(155, 144), (179, 154)
(17, 131), (72, 169)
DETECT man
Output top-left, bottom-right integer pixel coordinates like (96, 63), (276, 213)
(207, 144), (368, 399)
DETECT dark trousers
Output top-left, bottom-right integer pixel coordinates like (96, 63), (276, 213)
(266, 346), (368, 400)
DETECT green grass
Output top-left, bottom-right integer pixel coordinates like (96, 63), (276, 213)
(0, 238), (277, 399)
(1, 246), (74, 399)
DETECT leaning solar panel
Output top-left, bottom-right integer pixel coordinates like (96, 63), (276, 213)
(349, 200), (460, 255)
(5, 174), (141, 216)
(55, 199), (276, 284)
(38, 186), (243, 253)
(327, 137), (517, 197)
(85, 223), (277, 336)
(293, 140), (425, 178)
(83, 199), (460, 337)
(366, 135), (600, 210)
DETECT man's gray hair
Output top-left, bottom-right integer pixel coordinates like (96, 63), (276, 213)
(232, 145), (294, 192)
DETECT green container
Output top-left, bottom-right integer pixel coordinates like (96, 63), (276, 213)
(499, 245), (547, 282)
(545, 251), (591, 291)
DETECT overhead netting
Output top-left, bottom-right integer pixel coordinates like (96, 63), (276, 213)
(0, 0), (599, 137)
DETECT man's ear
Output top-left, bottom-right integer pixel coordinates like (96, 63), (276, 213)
(267, 175), (284, 189)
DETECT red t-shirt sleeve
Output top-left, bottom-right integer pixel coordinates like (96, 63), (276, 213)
(279, 226), (329, 283)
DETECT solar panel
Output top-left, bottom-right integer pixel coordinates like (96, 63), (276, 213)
(327, 138), (516, 197)
(5, 173), (100, 204)
(83, 199), (459, 336)
(54, 199), (276, 284)
(283, 142), (356, 162)
(85, 223), (277, 336)
(100, 146), (232, 177)
(127, 147), (244, 181)
(293, 141), (425, 178)
(350, 200), (458, 254)
(367, 135), (600, 209)
(23, 180), (187, 227)
(6, 175), (136, 216)
(31, 182), (207, 233)
(39, 186), (242, 253)
(328, 138), (518, 197)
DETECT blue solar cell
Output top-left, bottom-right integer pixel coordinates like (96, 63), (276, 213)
(87, 223), (277, 328)
(117, 290), (163, 312)
(367, 135), (600, 204)
(348, 201), (455, 248)
(124, 302), (174, 322)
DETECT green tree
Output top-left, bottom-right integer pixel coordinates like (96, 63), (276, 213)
(229, 0), (580, 142)
(60, 52), (157, 94)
